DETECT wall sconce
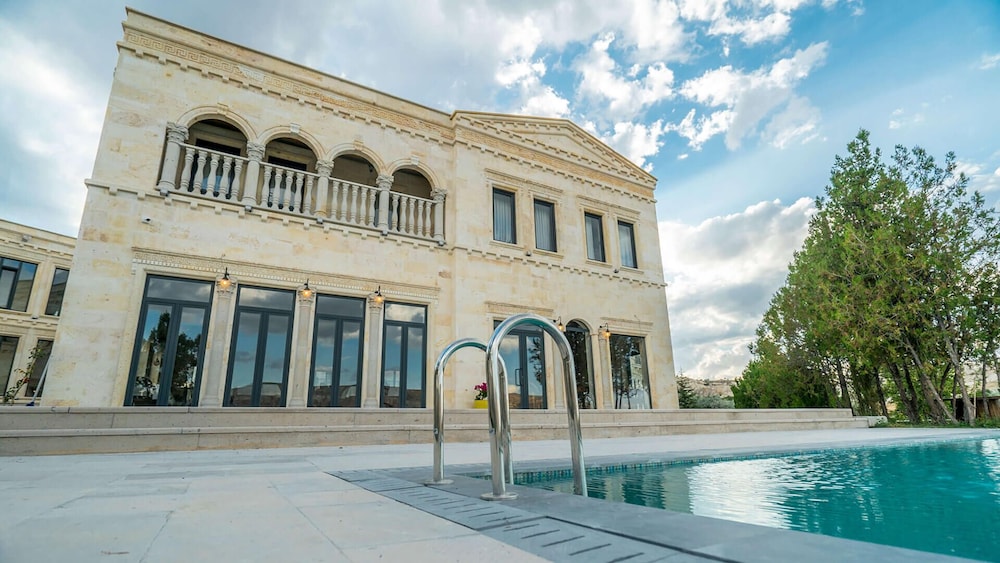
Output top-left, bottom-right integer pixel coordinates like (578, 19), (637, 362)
(217, 268), (232, 290)
(299, 279), (313, 299)
(371, 285), (384, 304)
(553, 316), (565, 332)
(600, 323), (612, 339)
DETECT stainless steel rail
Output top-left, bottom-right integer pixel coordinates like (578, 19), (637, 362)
(428, 338), (512, 485)
(482, 314), (587, 500)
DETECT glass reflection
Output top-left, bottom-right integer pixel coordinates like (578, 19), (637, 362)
(228, 312), (261, 406)
(165, 307), (205, 406)
(130, 304), (171, 405)
(609, 334), (650, 409)
(238, 286), (294, 309)
(385, 302), (425, 323)
(496, 325), (546, 409)
(147, 277), (212, 302)
(382, 325), (403, 407)
(405, 327), (424, 408)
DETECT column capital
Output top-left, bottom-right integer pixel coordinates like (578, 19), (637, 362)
(166, 122), (189, 143)
(247, 142), (265, 161)
(316, 159), (334, 176)
(376, 174), (394, 191)
(430, 188), (447, 202)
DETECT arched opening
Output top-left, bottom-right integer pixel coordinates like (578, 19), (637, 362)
(391, 168), (432, 199)
(565, 320), (595, 409)
(178, 119), (249, 199)
(332, 154), (378, 186)
(262, 137), (318, 212)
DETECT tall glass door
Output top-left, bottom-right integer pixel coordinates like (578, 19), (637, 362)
(225, 286), (294, 407)
(497, 324), (546, 409)
(126, 276), (212, 406)
(565, 321), (595, 409)
(381, 303), (426, 408)
(310, 295), (365, 407)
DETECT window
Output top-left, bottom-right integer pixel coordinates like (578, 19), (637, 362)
(533, 200), (557, 252)
(25, 339), (52, 397)
(126, 276), (212, 406)
(310, 295), (365, 407)
(0, 257), (37, 312)
(618, 221), (637, 269)
(45, 268), (69, 316)
(0, 335), (18, 397)
(226, 286), (295, 407)
(493, 189), (516, 244)
(495, 320), (547, 409)
(609, 334), (651, 409)
(381, 302), (427, 408)
(584, 213), (605, 262)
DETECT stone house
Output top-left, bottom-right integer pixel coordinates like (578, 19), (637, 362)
(38, 9), (679, 411)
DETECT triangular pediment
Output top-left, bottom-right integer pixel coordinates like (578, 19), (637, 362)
(451, 112), (656, 188)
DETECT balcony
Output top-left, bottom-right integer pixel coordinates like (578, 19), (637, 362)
(157, 135), (444, 244)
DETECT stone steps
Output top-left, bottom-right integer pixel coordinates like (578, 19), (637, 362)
(0, 406), (874, 456)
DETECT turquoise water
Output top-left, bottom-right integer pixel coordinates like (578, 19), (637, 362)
(517, 438), (1000, 561)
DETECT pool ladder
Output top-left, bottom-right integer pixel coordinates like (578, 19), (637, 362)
(429, 313), (587, 499)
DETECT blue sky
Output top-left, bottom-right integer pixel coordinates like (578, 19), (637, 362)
(1, 0), (998, 381)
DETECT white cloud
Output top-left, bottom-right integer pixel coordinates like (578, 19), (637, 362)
(660, 197), (816, 379)
(674, 42), (828, 149)
(575, 32), (676, 120)
(979, 52), (1000, 70)
(669, 108), (735, 150)
(956, 159), (1000, 194)
(762, 96), (821, 148)
(709, 12), (792, 45)
(604, 120), (666, 170)
(520, 86), (571, 118)
(887, 106), (926, 130)
(625, 0), (690, 62)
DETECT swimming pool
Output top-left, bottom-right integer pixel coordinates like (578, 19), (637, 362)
(516, 437), (1000, 561)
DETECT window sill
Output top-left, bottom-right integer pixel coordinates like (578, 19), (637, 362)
(532, 248), (563, 259)
(585, 259), (612, 268)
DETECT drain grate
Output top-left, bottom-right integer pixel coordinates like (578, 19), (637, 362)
(332, 471), (688, 562)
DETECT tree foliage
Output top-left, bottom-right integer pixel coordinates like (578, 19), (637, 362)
(734, 130), (1000, 424)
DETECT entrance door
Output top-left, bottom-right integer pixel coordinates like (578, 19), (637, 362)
(126, 276), (212, 407)
(497, 325), (546, 409)
(565, 321), (595, 409)
(225, 286), (294, 407)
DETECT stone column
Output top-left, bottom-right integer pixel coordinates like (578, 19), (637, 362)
(363, 294), (385, 407)
(288, 286), (315, 407)
(157, 122), (188, 195)
(431, 188), (447, 245)
(598, 329), (614, 409)
(241, 142), (265, 209)
(315, 159), (333, 220)
(376, 174), (393, 235)
(200, 274), (236, 407)
(589, 332), (607, 410)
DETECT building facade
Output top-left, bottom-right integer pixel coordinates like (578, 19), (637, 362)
(40, 9), (679, 410)
(0, 220), (74, 402)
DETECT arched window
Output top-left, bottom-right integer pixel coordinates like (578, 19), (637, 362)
(391, 168), (432, 199)
(332, 154), (378, 186)
(261, 137), (318, 212)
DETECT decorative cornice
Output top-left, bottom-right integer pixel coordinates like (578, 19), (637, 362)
(485, 301), (555, 318)
(484, 169), (564, 197)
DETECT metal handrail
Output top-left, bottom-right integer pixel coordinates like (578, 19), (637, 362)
(483, 314), (587, 500)
(428, 338), (511, 485)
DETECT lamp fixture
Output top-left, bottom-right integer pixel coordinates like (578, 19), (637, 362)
(217, 268), (232, 290)
(553, 316), (565, 332)
(372, 285), (384, 304)
(600, 323), (611, 339)
(299, 279), (313, 299)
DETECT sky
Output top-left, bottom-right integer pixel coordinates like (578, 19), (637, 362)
(1, 0), (998, 381)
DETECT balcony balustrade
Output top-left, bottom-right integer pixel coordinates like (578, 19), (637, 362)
(156, 135), (444, 244)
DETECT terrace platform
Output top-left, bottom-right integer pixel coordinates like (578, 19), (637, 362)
(0, 406), (876, 456)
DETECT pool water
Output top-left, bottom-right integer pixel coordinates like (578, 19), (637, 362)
(516, 437), (1000, 561)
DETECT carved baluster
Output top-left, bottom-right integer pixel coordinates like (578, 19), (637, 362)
(158, 122), (188, 195)
(348, 183), (358, 223)
(330, 181), (341, 220)
(407, 197), (415, 234)
(376, 174), (392, 234)
(358, 187), (368, 225)
(262, 165), (274, 208)
(390, 194), (400, 232)
(219, 156), (233, 198)
(192, 150), (208, 193)
(367, 187), (377, 227)
(275, 169), (287, 208)
(292, 172), (304, 212)
(179, 146), (195, 192)
(230, 158), (244, 201)
(205, 152), (221, 195)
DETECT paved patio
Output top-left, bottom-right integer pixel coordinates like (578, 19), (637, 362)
(0, 428), (993, 562)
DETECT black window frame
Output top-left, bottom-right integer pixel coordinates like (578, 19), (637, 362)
(124, 275), (213, 407)
(0, 256), (38, 312)
(45, 268), (70, 316)
(308, 294), (366, 408)
(618, 220), (638, 269)
(380, 302), (428, 408)
(492, 188), (517, 244)
(224, 285), (295, 408)
(533, 199), (557, 252)
(584, 212), (606, 262)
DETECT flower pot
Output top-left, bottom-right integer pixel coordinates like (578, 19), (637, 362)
(473, 399), (488, 409)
